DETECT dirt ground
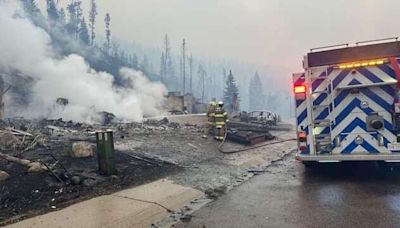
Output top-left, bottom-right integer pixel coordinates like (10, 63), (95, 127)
(0, 117), (296, 226)
(0, 119), (184, 225)
(0, 151), (178, 225)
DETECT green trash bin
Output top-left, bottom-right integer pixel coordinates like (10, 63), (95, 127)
(96, 130), (116, 175)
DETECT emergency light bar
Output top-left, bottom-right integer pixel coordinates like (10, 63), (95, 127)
(307, 41), (400, 68)
(338, 59), (386, 69)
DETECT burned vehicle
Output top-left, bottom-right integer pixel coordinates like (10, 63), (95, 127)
(236, 110), (280, 126)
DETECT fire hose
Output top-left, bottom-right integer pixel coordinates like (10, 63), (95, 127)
(217, 124), (297, 154)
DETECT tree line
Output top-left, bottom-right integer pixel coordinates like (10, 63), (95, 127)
(21, 0), (270, 113)
(21, 0), (141, 78)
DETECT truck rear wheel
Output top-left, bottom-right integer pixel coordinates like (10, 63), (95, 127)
(302, 161), (317, 168)
(377, 162), (395, 172)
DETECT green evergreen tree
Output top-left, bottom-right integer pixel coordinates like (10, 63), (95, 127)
(248, 72), (265, 110)
(75, 1), (83, 20)
(111, 41), (119, 57)
(66, 2), (79, 38)
(21, 0), (40, 16)
(131, 54), (138, 68)
(21, 0), (46, 26)
(104, 13), (111, 53)
(141, 55), (150, 73)
(46, 0), (59, 23)
(58, 8), (66, 25)
(88, 0), (98, 46)
(78, 17), (90, 45)
(223, 70), (240, 112)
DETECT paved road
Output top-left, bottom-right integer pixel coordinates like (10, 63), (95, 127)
(177, 154), (400, 228)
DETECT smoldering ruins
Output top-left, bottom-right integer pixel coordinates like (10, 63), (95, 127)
(0, 1), (175, 222)
(0, 1), (294, 226)
(0, 2), (166, 123)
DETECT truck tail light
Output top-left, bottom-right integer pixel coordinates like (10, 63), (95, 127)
(294, 85), (306, 94)
(294, 84), (306, 100)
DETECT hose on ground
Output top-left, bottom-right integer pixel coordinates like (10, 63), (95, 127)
(217, 124), (297, 154)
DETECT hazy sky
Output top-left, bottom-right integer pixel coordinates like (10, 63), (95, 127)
(40, 0), (400, 73)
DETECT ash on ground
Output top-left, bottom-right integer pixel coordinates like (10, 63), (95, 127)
(0, 117), (296, 226)
(0, 117), (182, 225)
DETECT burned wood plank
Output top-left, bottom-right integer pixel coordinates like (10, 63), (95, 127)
(4, 127), (33, 137)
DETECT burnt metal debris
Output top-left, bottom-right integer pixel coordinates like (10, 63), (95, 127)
(227, 130), (275, 146)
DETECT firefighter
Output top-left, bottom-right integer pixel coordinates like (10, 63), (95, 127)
(203, 101), (217, 138)
(214, 101), (228, 140)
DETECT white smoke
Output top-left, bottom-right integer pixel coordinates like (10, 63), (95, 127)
(0, 2), (166, 123)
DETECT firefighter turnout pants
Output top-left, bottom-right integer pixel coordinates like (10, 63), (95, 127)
(215, 122), (225, 140)
(203, 121), (215, 137)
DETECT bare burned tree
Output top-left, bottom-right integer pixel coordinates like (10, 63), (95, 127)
(88, 0), (98, 46)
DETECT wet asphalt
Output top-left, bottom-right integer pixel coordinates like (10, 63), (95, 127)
(177, 154), (400, 228)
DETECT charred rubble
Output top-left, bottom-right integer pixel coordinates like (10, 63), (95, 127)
(0, 117), (184, 224)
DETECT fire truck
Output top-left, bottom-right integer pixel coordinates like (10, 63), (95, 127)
(293, 38), (400, 165)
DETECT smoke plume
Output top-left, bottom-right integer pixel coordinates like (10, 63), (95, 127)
(0, 2), (166, 123)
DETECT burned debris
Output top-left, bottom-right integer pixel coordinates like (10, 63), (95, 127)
(220, 110), (287, 146)
(0, 117), (182, 224)
(97, 111), (116, 125)
(0, 171), (9, 182)
(227, 130), (274, 146)
(56, 98), (69, 107)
